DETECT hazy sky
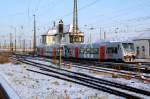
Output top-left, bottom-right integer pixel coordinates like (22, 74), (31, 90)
(0, 0), (150, 42)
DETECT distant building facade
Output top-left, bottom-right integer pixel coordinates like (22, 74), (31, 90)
(134, 38), (150, 59)
(41, 28), (57, 45)
(41, 21), (84, 45)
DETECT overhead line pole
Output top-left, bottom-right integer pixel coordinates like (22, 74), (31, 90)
(10, 33), (13, 52)
(33, 14), (36, 55)
(14, 27), (17, 52)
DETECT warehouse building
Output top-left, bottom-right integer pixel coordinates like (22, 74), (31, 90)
(134, 38), (150, 59)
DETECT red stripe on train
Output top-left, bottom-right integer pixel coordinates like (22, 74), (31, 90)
(75, 47), (79, 59)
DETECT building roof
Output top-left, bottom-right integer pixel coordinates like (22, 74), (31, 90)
(64, 24), (73, 33)
(134, 38), (150, 41)
(42, 27), (57, 36)
(104, 30), (150, 42)
(133, 31), (150, 41)
(42, 24), (83, 36)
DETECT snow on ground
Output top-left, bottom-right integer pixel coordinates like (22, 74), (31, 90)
(29, 58), (150, 92)
(0, 63), (122, 99)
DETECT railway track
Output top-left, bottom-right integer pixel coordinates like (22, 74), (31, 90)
(12, 54), (150, 82)
(11, 54), (150, 99)
(13, 53), (150, 79)
(13, 53), (150, 74)
(64, 58), (150, 73)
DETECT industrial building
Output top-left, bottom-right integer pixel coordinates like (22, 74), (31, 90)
(41, 20), (84, 45)
(134, 38), (150, 59)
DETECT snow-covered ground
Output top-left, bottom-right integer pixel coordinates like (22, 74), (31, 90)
(0, 63), (122, 99)
(29, 58), (150, 92)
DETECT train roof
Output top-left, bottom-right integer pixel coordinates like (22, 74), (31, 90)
(37, 41), (134, 48)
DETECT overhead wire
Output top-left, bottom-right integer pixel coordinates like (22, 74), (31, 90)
(87, 0), (150, 28)
(36, 0), (101, 31)
(33, 0), (60, 29)
(60, 0), (101, 19)
(0, 12), (25, 18)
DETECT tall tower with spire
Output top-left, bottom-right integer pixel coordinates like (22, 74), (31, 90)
(70, 0), (84, 43)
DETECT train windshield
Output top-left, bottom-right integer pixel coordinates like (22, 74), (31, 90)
(122, 43), (134, 52)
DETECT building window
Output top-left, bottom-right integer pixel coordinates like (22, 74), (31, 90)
(70, 36), (73, 43)
(142, 46), (145, 52)
(81, 36), (84, 42)
(53, 37), (55, 42)
(70, 35), (84, 43)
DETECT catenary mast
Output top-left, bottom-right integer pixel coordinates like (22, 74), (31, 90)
(73, 0), (78, 34)
(33, 14), (36, 54)
(70, 0), (84, 43)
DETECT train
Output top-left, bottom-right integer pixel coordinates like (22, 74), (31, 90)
(37, 41), (136, 62)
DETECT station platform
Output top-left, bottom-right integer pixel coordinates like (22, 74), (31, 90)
(0, 75), (20, 99)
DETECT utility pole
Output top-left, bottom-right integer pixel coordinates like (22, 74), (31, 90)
(14, 28), (17, 52)
(29, 40), (31, 51)
(23, 39), (25, 53)
(115, 27), (119, 41)
(10, 33), (13, 52)
(33, 14), (36, 55)
(19, 38), (22, 50)
(104, 32), (106, 40)
(90, 27), (94, 45)
(100, 27), (102, 40)
(4, 39), (6, 49)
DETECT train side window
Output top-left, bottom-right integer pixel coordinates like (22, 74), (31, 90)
(91, 48), (98, 54)
(80, 49), (84, 54)
(86, 48), (90, 53)
(106, 48), (109, 53)
(114, 47), (118, 54)
(106, 48), (108, 53)
(93, 48), (99, 54)
(106, 47), (112, 54)
(95, 48), (99, 54)
(107, 47), (117, 54)
(137, 47), (139, 55)
(118, 45), (120, 50)
(89, 48), (92, 54)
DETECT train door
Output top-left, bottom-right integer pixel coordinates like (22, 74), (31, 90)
(52, 48), (56, 59)
(41, 48), (44, 56)
(75, 47), (79, 59)
(99, 46), (105, 60)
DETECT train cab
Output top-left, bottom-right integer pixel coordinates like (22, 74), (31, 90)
(121, 42), (136, 62)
